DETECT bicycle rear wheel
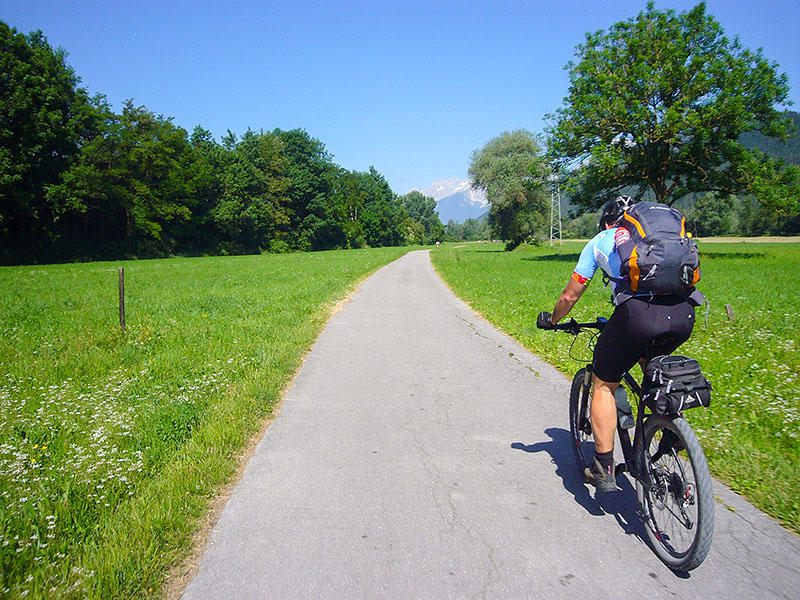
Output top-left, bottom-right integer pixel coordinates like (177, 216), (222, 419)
(568, 368), (594, 470)
(636, 415), (714, 571)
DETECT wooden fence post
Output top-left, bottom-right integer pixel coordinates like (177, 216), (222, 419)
(725, 303), (735, 322)
(119, 267), (126, 331)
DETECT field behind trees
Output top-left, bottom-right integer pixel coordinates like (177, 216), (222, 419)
(0, 246), (411, 598)
(431, 241), (800, 535)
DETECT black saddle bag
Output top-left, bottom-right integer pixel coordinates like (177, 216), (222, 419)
(642, 355), (712, 415)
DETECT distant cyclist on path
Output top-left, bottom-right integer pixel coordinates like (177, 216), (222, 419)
(537, 196), (703, 491)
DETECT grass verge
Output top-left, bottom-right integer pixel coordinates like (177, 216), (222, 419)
(431, 241), (800, 533)
(0, 247), (411, 598)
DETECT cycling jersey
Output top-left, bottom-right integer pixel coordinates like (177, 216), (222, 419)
(572, 228), (624, 297)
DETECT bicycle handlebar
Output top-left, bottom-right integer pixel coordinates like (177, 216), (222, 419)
(550, 317), (608, 335)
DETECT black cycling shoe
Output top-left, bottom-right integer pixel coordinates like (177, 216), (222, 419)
(584, 458), (618, 492)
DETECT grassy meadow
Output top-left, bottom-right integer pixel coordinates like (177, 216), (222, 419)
(431, 241), (800, 534)
(0, 247), (411, 599)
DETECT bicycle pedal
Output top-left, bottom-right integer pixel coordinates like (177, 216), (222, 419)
(614, 463), (627, 476)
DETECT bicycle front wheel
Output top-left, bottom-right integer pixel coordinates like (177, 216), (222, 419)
(568, 368), (593, 471)
(636, 415), (714, 571)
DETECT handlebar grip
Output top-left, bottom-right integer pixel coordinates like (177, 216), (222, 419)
(555, 318), (580, 334)
(539, 316), (606, 334)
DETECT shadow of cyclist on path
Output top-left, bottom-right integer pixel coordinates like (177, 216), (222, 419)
(512, 427), (648, 544)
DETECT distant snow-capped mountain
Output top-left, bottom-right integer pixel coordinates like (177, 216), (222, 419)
(413, 178), (488, 224)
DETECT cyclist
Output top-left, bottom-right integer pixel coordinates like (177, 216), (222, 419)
(537, 196), (702, 491)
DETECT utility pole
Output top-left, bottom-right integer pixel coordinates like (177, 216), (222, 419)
(549, 177), (562, 247)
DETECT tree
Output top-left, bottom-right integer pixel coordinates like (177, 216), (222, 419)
(401, 215), (425, 245)
(212, 129), (290, 253)
(444, 217), (490, 242)
(461, 217), (489, 241)
(273, 128), (343, 250)
(400, 191), (444, 244)
(180, 126), (226, 253)
(546, 2), (799, 214)
(468, 129), (550, 250)
(331, 169), (367, 248)
(687, 193), (734, 237)
(0, 22), (103, 259)
(735, 196), (800, 236)
(49, 101), (196, 255)
(563, 212), (599, 239)
(740, 110), (800, 165)
(358, 167), (404, 247)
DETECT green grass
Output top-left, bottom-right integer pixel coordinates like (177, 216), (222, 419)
(0, 247), (412, 599)
(431, 241), (800, 533)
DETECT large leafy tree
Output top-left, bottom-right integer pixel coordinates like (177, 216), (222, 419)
(399, 191), (444, 244)
(179, 126), (226, 253)
(49, 101), (196, 255)
(213, 129), (290, 253)
(468, 129), (550, 250)
(0, 22), (103, 257)
(359, 167), (404, 247)
(687, 193), (735, 237)
(331, 169), (368, 249)
(547, 2), (799, 214)
(273, 128), (343, 250)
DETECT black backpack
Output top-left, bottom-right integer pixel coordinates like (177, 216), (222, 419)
(615, 202), (701, 296)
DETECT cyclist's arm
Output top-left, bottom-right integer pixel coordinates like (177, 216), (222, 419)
(548, 237), (599, 325)
(549, 275), (589, 324)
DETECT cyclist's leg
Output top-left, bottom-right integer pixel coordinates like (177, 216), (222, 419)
(592, 300), (643, 451)
(587, 303), (643, 489)
(589, 375), (618, 454)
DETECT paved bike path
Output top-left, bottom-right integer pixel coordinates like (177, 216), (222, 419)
(182, 250), (799, 599)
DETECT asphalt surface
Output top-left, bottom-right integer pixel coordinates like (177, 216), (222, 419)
(182, 250), (800, 599)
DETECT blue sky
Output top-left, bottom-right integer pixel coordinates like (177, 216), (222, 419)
(2, 1), (799, 194)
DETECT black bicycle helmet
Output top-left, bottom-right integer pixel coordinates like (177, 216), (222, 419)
(598, 195), (635, 231)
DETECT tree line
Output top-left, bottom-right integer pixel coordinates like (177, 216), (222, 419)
(0, 22), (443, 265)
(443, 217), (490, 242)
(564, 193), (800, 239)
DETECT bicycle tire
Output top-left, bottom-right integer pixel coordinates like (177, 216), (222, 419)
(568, 368), (593, 471)
(636, 415), (714, 571)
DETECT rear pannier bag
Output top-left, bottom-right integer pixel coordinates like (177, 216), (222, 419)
(616, 202), (701, 295)
(642, 355), (712, 415)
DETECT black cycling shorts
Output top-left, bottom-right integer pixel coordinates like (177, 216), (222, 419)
(592, 295), (696, 383)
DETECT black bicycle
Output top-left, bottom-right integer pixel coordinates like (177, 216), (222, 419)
(546, 317), (714, 572)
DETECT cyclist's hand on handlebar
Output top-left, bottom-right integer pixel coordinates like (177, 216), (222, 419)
(537, 311), (555, 330)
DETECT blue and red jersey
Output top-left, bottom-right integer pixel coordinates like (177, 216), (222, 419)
(571, 227), (630, 289)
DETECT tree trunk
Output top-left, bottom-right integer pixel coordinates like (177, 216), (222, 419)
(650, 178), (672, 205)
